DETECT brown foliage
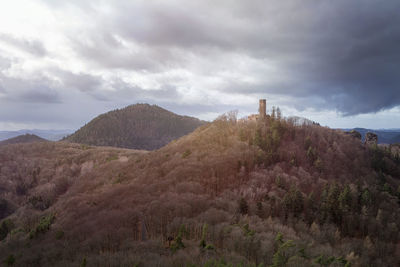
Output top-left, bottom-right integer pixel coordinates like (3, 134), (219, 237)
(0, 113), (399, 266)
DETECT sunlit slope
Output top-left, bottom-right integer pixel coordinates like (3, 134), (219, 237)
(1, 114), (400, 266)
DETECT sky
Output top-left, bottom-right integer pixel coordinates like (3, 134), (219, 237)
(0, 0), (400, 131)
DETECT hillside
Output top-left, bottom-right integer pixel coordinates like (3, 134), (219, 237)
(1, 113), (400, 266)
(0, 134), (48, 146)
(63, 104), (205, 150)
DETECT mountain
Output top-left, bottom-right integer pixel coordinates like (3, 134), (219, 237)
(393, 133), (400, 143)
(343, 128), (400, 144)
(0, 129), (72, 142)
(63, 104), (206, 150)
(0, 134), (48, 146)
(0, 114), (400, 266)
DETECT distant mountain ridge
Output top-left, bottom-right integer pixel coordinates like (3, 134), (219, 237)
(0, 129), (72, 141)
(343, 128), (400, 144)
(63, 104), (206, 150)
(0, 134), (48, 146)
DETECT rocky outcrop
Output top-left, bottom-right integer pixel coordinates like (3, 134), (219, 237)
(365, 132), (378, 146)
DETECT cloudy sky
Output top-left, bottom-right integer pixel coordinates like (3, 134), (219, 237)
(1, 0), (400, 131)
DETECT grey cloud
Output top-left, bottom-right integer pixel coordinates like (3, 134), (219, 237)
(0, 73), (61, 104)
(192, 0), (400, 115)
(102, 78), (181, 102)
(162, 102), (235, 118)
(2, 0), (399, 132)
(0, 55), (11, 70)
(0, 34), (47, 57)
(284, 0), (400, 115)
(68, 32), (161, 71)
(52, 69), (102, 93)
(58, 0), (400, 115)
(17, 87), (61, 103)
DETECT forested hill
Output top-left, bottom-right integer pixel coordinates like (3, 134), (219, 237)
(1, 114), (400, 266)
(0, 134), (48, 146)
(63, 104), (205, 150)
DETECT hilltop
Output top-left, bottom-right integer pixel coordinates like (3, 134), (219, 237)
(0, 134), (48, 146)
(63, 104), (205, 150)
(0, 113), (400, 266)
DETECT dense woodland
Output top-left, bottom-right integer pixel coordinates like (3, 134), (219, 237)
(1, 110), (400, 266)
(64, 104), (205, 150)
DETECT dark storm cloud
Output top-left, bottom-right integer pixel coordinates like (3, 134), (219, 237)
(213, 0), (400, 115)
(66, 2), (400, 112)
(281, 0), (400, 115)
(61, 0), (400, 115)
(0, 34), (47, 57)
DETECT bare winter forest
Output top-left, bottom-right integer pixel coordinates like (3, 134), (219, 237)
(1, 112), (400, 266)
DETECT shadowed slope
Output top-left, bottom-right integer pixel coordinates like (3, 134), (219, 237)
(64, 104), (205, 150)
(0, 134), (48, 146)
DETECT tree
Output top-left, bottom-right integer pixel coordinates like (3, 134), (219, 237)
(199, 223), (214, 250)
(276, 107), (282, 120)
(271, 232), (296, 267)
(238, 198), (249, 215)
(0, 198), (8, 219)
(4, 254), (15, 266)
(0, 219), (14, 241)
(256, 201), (264, 218)
(171, 224), (186, 253)
(361, 189), (372, 207)
(283, 186), (304, 217)
(339, 185), (352, 213)
(326, 183), (341, 224)
(80, 258), (87, 267)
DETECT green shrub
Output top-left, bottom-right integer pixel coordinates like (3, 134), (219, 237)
(182, 149), (191, 158)
(106, 154), (119, 162)
(0, 219), (14, 240)
(80, 144), (92, 150)
(171, 225), (186, 253)
(199, 223), (215, 251)
(4, 254), (15, 266)
(55, 230), (64, 240)
(81, 257), (87, 267)
(29, 213), (55, 239)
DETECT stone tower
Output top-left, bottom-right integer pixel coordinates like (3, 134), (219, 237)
(259, 99), (266, 119)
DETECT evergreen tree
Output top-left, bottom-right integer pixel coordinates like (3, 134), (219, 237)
(238, 198), (249, 215)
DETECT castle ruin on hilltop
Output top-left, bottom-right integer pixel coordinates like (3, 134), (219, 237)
(252, 99), (381, 147)
(248, 99), (268, 121)
(259, 99), (266, 119)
